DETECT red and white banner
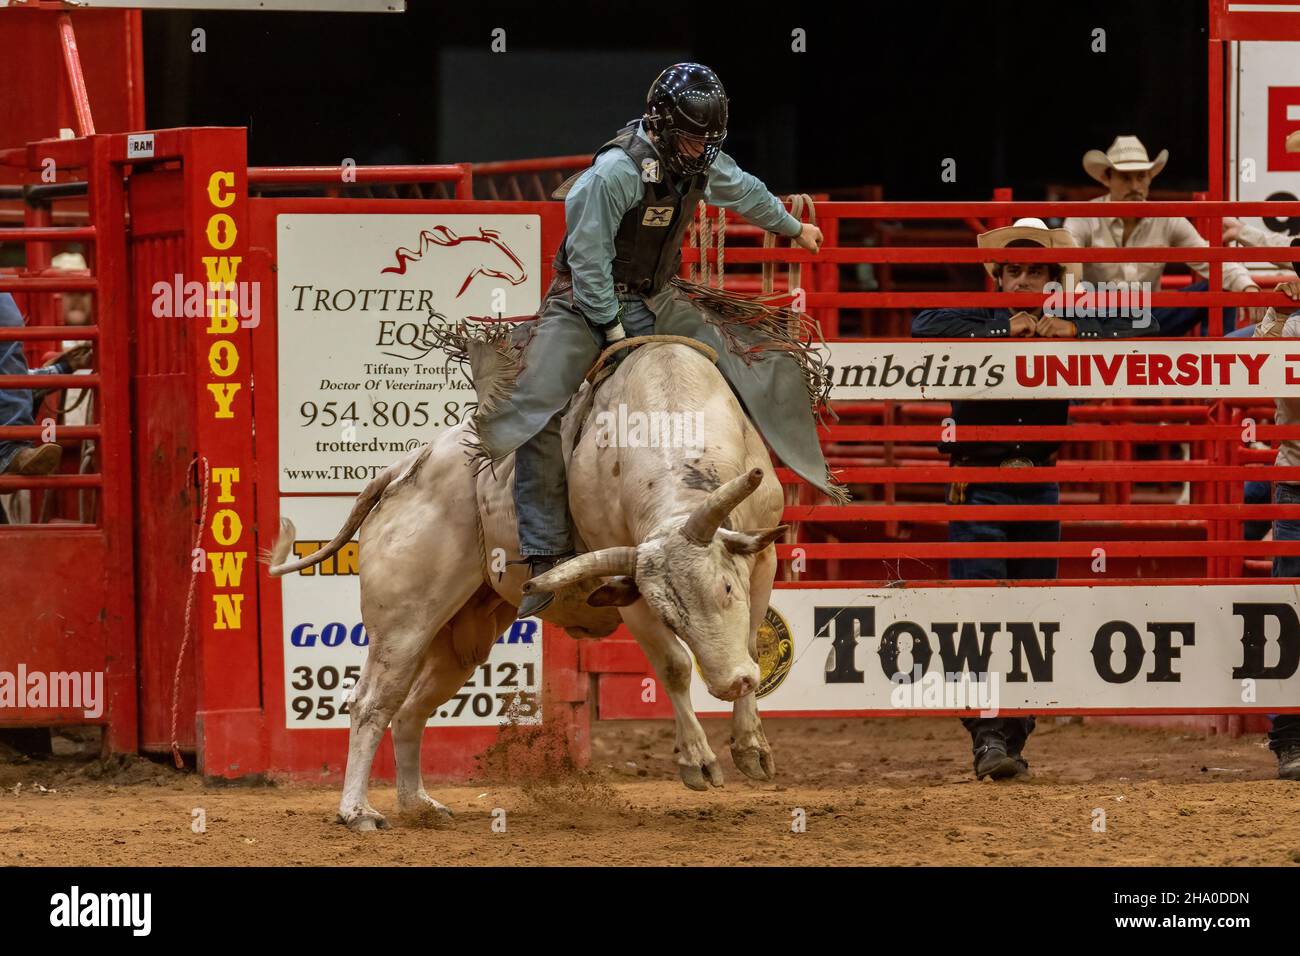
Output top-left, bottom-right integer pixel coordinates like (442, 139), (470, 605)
(690, 585), (1300, 716)
(825, 339), (1300, 400)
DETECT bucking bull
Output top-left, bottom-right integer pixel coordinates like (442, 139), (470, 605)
(268, 329), (814, 832)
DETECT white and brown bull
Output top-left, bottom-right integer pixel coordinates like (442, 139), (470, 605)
(267, 340), (786, 832)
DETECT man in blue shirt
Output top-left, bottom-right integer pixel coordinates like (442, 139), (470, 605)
(912, 218), (1156, 779)
(474, 64), (832, 618)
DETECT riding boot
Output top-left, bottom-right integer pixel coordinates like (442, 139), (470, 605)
(516, 553), (574, 619)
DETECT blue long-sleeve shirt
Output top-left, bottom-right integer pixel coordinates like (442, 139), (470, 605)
(561, 122), (802, 326)
(911, 305), (1160, 339)
(1, 293), (71, 431)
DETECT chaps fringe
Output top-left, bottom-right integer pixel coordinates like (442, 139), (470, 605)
(429, 295), (850, 503)
(671, 279), (848, 503)
(426, 319), (524, 475)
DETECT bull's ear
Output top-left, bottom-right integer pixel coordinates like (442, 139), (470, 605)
(586, 576), (642, 607)
(720, 525), (789, 555)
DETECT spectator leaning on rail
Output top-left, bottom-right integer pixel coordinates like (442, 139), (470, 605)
(1064, 135), (1263, 337)
(469, 62), (831, 619)
(1251, 275), (1300, 781)
(0, 292), (90, 484)
(1221, 217), (1300, 270)
(912, 217), (1156, 781)
(1222, 130), (1300, 338)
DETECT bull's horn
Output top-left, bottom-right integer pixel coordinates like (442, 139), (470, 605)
(521, 546), (638, 593)
(682, 468), (765, 545)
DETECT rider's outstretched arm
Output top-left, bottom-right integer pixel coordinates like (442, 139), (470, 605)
(703, 152), (802, 238)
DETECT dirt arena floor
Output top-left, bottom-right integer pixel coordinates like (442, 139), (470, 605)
(2, 717), (1299, 866)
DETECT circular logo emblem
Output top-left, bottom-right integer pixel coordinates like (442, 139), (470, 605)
(755, 606), (793, 698)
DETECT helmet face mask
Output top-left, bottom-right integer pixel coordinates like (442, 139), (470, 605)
(644, 63), (728, 177)
(661, 128), (726, 176)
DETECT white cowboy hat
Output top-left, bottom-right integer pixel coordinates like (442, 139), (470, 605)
(977, 217), (1082, 284)
(1082, 135), (1169, 185)
(50, 252), (87, 271)
(1288, 130), (1300, 153)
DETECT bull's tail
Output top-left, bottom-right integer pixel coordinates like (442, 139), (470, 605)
(263, 464), (401, 577)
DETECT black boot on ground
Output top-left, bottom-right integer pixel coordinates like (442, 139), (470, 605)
(973, 734), (1028, 780)
(1277, 742), (1300, 781)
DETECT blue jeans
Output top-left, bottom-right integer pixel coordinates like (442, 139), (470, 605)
(947, 480), (1061, 580)
(513, 295), (657, 557)
(1269, 482), (1300, 752)
(1146, 278), (1239, 337)
(949, 478), (1059, 752)
(1243, 480), (1272, 541)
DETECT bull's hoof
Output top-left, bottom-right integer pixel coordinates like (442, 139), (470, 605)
(397, 793), (455, 826)
(337, 806), (390, 833)
(731, 744), (775, 782)
(678, 759), (724, 791)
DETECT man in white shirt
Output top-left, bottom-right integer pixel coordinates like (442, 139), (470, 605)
(1064, 135), (1262, 336)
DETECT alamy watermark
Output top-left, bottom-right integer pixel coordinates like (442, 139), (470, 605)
(889, 665), (1001, 717)
(1043, 277), (1152, 329)
(0, 663), (103, 719)
(151, 273), (260, 327)
(592, 403), (706, 459)
(49, 886), (151, 936)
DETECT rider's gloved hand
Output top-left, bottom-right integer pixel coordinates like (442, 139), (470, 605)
(599, 320), (629, 368)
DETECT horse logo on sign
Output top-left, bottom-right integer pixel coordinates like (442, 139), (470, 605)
(380, 225), (529, 298)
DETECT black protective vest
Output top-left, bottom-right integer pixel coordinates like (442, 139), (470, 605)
(554, 122), (708, 296)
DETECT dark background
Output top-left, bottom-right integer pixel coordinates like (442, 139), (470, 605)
(143, 0), (1210, 199)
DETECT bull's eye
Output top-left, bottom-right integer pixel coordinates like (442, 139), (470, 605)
(725, 582), (732, 594)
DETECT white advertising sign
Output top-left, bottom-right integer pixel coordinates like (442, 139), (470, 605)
(279, 495), (542, 730)
(823, 339), (1300, 401)
(1230, 41), (1300, 262)
(690, 585), (1300, 716)
(276, 213), (541, 492)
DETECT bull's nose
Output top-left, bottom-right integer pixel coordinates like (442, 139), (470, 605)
(712, 670), (759, 701)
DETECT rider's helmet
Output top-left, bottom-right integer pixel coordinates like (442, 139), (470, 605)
(643, 63), (728, 177)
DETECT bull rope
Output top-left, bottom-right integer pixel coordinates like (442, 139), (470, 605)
(763, 193), (817, 299)
(584, 333), (718, 383)
(170, 454), (210, 770)
(699, 199), (712, 286)
(690, 201), (728, 288)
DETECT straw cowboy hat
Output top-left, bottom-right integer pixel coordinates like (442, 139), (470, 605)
(51, 251), (87, 271)
(1082, 135), (1169, 184)
(977, 217), (1082, 285)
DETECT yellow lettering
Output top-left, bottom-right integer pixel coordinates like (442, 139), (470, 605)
(213, 593), (244, 630)
(283, 539), (360, 576)
(208, 340), (238, 377)
(210, 551), (247, 588)
(206, 382), (241, 418)
(293, 541), (317, 575)
(211, 508), (242, 546)
(336, 541), (359, 576)
(207, 170), (235, 208)
(206, 213), (236, 251)
(201, 255), (241, 287)
(205, 297), (239, 334)
(212, 467), (239, 503)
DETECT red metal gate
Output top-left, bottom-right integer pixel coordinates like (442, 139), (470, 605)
(0, 134), (137, 752)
